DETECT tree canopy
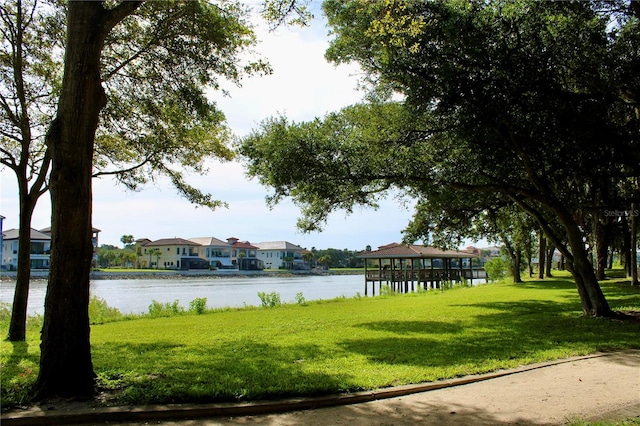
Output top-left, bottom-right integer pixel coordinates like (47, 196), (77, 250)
(239, 0), (640, 317)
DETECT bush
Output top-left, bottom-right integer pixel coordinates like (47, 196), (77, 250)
(484, 257), (508, 282)
(148, 299), (184, 317)
(0, 302), (11, 322)
(257, 291), (281, 308)
(294, 292), (307, 306)
(89, 296), (123, 324)
(189, 298), (208, 315)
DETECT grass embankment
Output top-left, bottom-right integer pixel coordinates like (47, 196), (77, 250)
(1, 272), (639, 409)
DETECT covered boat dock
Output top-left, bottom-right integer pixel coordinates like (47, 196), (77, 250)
(358, 243), (483, 296)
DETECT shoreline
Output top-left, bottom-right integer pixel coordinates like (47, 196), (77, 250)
(0, 269), (364, 282)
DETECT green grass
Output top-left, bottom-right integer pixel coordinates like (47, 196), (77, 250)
(1, 273), (639, 410)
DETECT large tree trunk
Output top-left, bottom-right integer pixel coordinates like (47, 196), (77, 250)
(7, 193), (36, 341)
(563, 217), (611, 317)
(31, 1), (141, 400)
(517, 198), (611, 316)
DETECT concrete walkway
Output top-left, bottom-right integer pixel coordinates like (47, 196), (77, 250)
(3, 351), (640, 425)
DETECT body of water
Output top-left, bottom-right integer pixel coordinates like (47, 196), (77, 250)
(0, 274), (368, 316)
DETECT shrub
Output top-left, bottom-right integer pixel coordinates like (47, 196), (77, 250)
(0, 302), (11, 322)
(484, 257), (508, 282)
(89, 296), (123, 324)
(294, 292), (307, 306)
(148, 300), (184, 317)
(257, 291), (281, 308)
(189, 298), (208, 315)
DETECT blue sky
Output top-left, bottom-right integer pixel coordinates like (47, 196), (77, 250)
(0, 12), (425, 251)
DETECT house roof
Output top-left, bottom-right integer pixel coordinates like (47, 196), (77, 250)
(142, 238), (201, 247)
(39, 226), (101, 234)
(2, 228), (51, 241)
(358, 243), (478, 259)
(255, 241), (304, 251)
(189, 237), (230, 247)
(232, 241), (258, 249)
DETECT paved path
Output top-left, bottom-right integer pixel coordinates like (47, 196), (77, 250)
(4, 351), (640, 425)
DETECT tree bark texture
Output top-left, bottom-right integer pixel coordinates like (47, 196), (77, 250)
(31, 1), (141, 399)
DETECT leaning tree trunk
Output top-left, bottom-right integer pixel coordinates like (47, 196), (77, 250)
(31, 1), (141, 400)
(562, 216), (611, 317)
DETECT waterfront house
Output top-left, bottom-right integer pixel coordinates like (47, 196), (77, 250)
(1, 228), (51, 271)
(226, 237), (263, 270)
(189, 237), (233, 269)
(255, 241), (306, 270)
(138, 238), (208, 270)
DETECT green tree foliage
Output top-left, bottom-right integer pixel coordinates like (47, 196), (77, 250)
(0, 0), (63, 341)
(239, 0), (640, 317)
(1, 0), (277, 342)
(28, 0), (310, 401)
(483, 257), (508, 283)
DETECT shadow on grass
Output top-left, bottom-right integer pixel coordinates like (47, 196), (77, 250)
(516, 278), (578, 291)
(357, 320), (464, 335)
(345, 297), (640, 371)
(93, 339), (348, 405)
(0, 341), (39, 408)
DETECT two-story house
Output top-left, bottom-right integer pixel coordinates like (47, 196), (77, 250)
(1, 228), (51, 270)
(189, 237), (233, 269)
(138, 238), (208, 270)
(226, 237), (263, 270)
(255, 241), (306, 270)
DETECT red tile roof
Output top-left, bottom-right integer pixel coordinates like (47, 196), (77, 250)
(358, 243), (478, 259)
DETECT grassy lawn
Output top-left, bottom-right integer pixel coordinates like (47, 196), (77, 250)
(2, 272), (639, 409)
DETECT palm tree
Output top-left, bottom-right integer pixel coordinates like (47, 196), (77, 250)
(154, 249), (162, 269)
(120, 234), (134, 248)
(148, 248), (161, 269)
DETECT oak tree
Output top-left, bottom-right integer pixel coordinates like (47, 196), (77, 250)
(240, 0), (640, 317)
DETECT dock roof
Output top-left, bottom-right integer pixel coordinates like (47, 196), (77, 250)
(358, 243), (478, 259)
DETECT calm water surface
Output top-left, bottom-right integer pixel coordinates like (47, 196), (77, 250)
(0, 274), (367, 316)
